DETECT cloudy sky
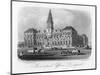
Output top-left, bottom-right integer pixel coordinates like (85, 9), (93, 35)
(18, 6), (92, 45)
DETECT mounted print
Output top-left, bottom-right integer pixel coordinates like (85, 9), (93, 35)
(11, 0), (97, 75)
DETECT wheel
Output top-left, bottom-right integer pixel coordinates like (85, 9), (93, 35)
(18, 52), (24, 59)
(78, 50), (80, 55)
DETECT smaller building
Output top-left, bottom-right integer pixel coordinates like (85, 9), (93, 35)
(18, 41), (25, 48)
(82, 34), (88, 47)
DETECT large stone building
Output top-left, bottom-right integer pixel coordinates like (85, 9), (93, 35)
(24, 10), (88, 49)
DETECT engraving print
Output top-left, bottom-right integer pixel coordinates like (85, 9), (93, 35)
(18, 9), (91, 59)
(12, 1), (96, 74)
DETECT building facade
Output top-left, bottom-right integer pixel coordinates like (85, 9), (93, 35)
(24, 10), (88, 49)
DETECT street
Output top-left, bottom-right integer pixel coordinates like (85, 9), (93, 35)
(18, 48), (91, 60)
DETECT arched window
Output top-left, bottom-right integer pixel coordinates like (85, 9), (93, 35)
(52, 42), (54, 45)
(58, 41), (59, 45)
(62, 41), (64, 45)
(66, 41), (67, 45)
(60, 41), (62, 45)
(55, 41), (57, 45)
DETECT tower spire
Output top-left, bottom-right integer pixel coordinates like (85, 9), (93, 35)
(46, 9), (54, 37)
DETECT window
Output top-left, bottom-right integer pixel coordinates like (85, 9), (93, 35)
(66, 41), (67, 45)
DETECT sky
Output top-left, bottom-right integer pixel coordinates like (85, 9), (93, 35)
(18, 6), (92, 45)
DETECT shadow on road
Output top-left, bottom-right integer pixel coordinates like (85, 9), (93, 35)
(18, 53), (91, 61)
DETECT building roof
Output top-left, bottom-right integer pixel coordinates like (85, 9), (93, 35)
(24, 28), (38, 33)
(63, 26), (76, 31)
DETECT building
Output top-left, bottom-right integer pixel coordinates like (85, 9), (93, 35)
(82, 34), (88, 47)
(24, 28), (37, 48)
(24, 10), (88, 49)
